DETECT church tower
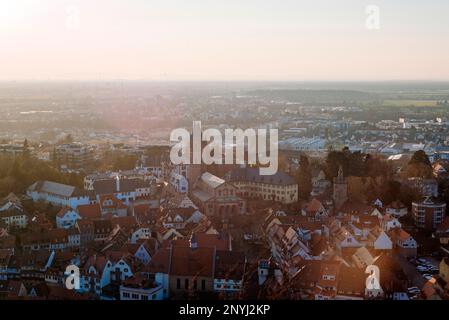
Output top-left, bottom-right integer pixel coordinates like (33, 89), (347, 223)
(333, 166), (348, 210)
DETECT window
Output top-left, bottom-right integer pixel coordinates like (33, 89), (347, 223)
(201, 280), (206, 290)
(194, 279), (197, 290)
(177, 278), (181, 289)
(185, 279), (189, 289)
(141, 295), (148, 300)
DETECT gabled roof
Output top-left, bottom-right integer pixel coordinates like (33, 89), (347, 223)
(99, 194), (127, 210)
(337, 266), (365, 295)
(191, 189), (214, 202)
(47, 286), (88, 300)
(93, 178), (151, 195)
(200, 172), (225, 189)
(166, 232), (231, 251)
(84, 254), (109, 274)
(28, 181), (85, 198)
(0, 207), (27, 218)
(0, 193), (22, 207)
(22, 229), (69, 245)
(318, 261), (341, 288)
(147, 247), (171, 274)
(169, 246), (215, 277)
(111, 216), (137, 231)
(93, 219), (113, 233)
(338, 202), (374, 215)
(56, 207), (76, 218)
(214, 251), (246, 280)
(163, 207), (198, 220)
(290, 260), (322, 287)
(77, 204), (101, 219)
(304, 198), (324, 213)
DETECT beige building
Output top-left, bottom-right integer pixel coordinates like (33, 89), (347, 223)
(225, 168), (298, 204)
(191, 172), (246, 216)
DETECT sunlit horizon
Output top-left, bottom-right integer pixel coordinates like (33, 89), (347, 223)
(1, 0), (449, 81)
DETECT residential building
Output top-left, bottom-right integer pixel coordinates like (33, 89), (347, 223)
(56, 207), (81, 229)
(412, 197), (446, 230)
(120, 273), (164, 300)
(0, 208), (28, 230)
(55, 143), (93, 170)
(191, 172), (246, 216)
(225, 168), (298, 204)
(27, 181), (90, 209)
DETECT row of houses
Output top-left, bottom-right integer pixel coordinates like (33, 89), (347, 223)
(262, 199), (419, 299)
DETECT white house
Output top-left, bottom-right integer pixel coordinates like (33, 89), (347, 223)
(80, 253), (134, 296)
(56, 207), (81, 229)
(0, 208), (28, 229)
(27, 181), (90, 209)
(93, 177), (153, 206)
(0, 193), (23, 212)
(393, 229), (418, 257)
(335, 227), (361, 249)
(130, 227), (151, 244)
(80, 256), (114, 295)
(385, 202), (408, 218)
(133, 240), (158, 265)
(161, 207), (204, 230)
(380, 214), (402, 232)
(372, 229), (393, 250)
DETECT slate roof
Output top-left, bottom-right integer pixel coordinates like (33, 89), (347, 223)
(77, 204), (101, 219)
(93, 178), (151, 195)
(201, 172), (225, 189)
(27, 181), (85, 198)
(0, 207), (27, 218)
(226, 168), (295, 185)
(214, 251), (246, 280)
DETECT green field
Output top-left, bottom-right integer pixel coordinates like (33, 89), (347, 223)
(382, 99), (439, 107)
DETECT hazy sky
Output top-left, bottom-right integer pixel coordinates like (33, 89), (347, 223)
(1, 0), (449, 81)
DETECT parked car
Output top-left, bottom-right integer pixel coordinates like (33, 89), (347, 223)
(417, 265), (429, 272)
(423, 274), (433, 280)
(407, 287), (420, 294)
(428, 267), (439, 274)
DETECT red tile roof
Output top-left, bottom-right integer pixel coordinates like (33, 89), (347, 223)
(77, 204), (101, 219)
(169, 246), (215, 277)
